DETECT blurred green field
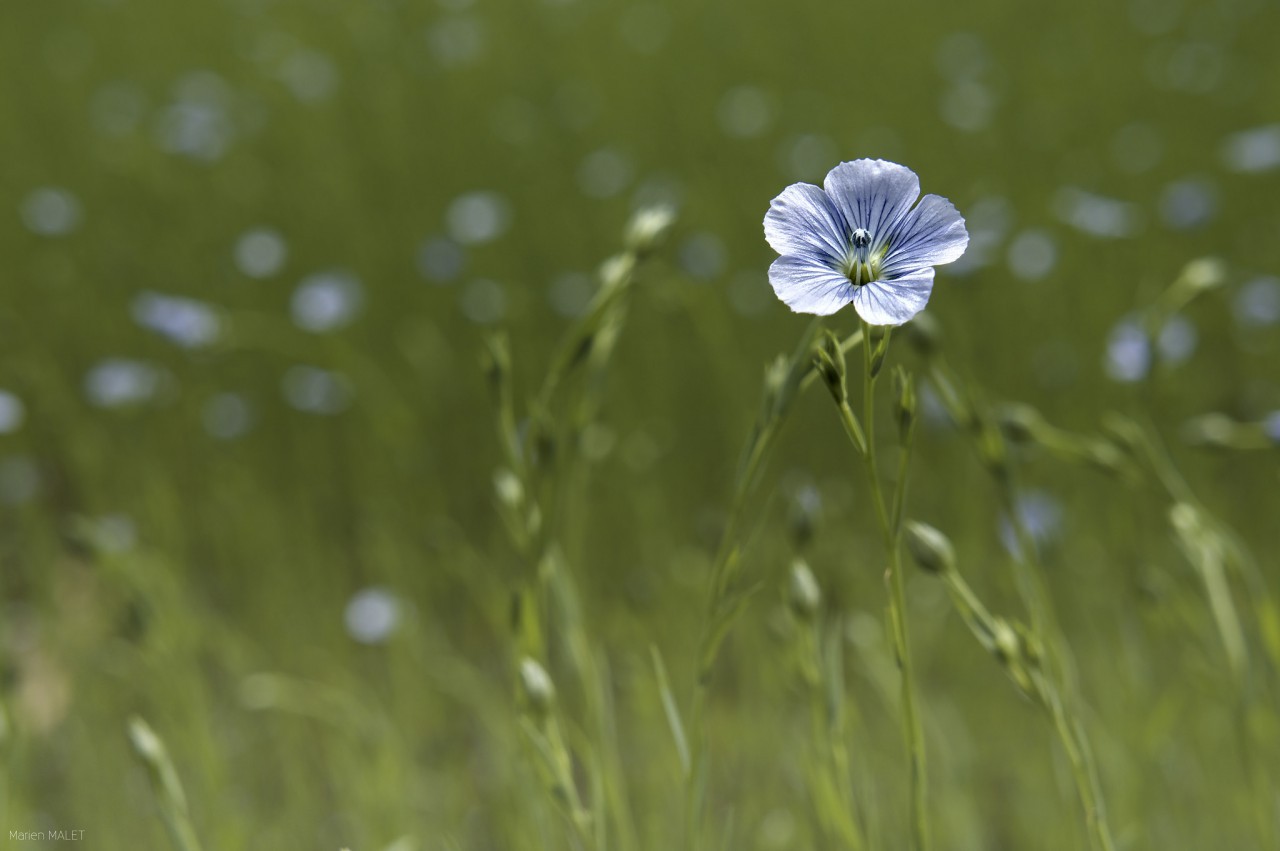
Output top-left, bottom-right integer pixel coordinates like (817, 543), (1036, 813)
(2, 0), (1280, 849)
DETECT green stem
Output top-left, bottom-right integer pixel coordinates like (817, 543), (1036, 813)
(799, 620), (865, 851)
(837, 319), (930, 851)
(683, 323), (865, 851)
(1132, 417), (1274, 847)
(1043, 692), (1116, 851)
(995, 482), (1075, 688)
(995, 454), (1116, 851)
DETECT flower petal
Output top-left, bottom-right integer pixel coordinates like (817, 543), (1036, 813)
(881, 194), (969, 278)
(764, 183), (849, 261)
(851, 269), (935, 326)
(769, 254), (856, 316)
(823, 160), (920, 247)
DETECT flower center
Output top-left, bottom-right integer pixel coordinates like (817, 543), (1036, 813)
(841, 229), (886, 286)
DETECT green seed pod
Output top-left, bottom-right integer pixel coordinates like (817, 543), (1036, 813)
(905, 521), (956, 575)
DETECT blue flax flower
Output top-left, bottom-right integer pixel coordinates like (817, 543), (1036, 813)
(764, 159), (969, 324)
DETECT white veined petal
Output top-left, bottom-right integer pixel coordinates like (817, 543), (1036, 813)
(851, 269), (935, 326)
(823, 160), (920, 248)
(764, 183), (849, 261)
(881, 194), (969, 278)
(768, 255), (856, 316)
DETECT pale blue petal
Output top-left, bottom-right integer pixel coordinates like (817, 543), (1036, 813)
(823, 160), (920, 248)
(769, 255), (856, 316)
(851, 269), (935, 326)
(764, 183), (849, 262)
(881, 194), (969, 278)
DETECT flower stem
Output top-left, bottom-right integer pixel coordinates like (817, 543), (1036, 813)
(1045, 694), (1116, 851)
(833, 320), (930, 851)
(682, 322), (864, 851)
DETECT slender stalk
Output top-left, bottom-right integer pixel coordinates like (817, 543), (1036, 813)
(1132, 417), (1274, 847)
(1047, 699), (1116, 851)
(927, 358), (1117, 850)
(795, 611), (865, 851)
(994, 481), (1075, 689)
(683, 324), (865, 851)
(1001, 483), (1116, 851)
(938, 562), (1115, 851)
(830, 320), (929, 851)
(491, 212), (675, 851)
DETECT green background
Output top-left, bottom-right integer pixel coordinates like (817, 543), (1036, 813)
(2, 0), (1278, 848)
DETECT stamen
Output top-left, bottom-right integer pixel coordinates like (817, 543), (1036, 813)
(841, 229), (886, 288)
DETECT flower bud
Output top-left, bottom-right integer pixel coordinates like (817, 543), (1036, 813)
(787, 485), (822, 550)
(1100, 411), (1144, 455)
(868, 330), (891, 379)
(812, 329), (847, 405)
(787, 559), (822, 621)
(481, 333), (511, 400)
(992, 618), (1019, 666)
(1181, 413), (1238, 448)
(624, 204), (676, 255)
(893, 366), (916, 440)
(494, 468), (524, 510)
(1169, 502), (1201, 541)
(599, 253), (636, 292)
(996, 403), (1044, 445)
(1083, 440), (1130, 476)
(1179, 257), (1227, 295)
(905, 521), (956, 575)
(991, 619), (1034, 695)
(519, 657), (556, 715)
(127, 716), (164, 762)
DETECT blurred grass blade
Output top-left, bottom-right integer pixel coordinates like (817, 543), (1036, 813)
(127, 717), (205, 851)
(650, 645), (690, 776)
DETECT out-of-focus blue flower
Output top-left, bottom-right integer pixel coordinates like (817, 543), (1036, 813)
(131, 291), (221, 349)
(1105, 318), (1151, 383)
(763, 159), (968, 325)
(1264, 411), (1280, 444)
(344, 586), (401, 644)
(999, 490), (1063, 561)
(85, 359), (164, 408)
